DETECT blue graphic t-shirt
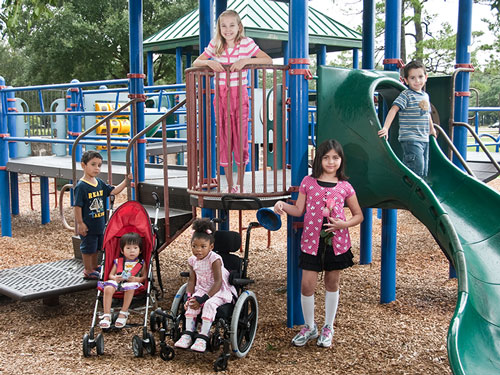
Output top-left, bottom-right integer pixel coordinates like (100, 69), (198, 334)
(74, 178), (114, 234)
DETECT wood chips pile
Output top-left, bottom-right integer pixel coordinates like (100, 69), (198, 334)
(1, 178), (499, 375)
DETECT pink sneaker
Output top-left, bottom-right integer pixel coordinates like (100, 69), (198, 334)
(190, 337), (207, 352)
(174, 334), (193, 349)
(231, 185), (243, 193)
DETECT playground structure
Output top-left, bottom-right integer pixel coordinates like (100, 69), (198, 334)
(0, 0), (500, 374)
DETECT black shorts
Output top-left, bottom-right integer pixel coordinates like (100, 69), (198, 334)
(299, 241), (354, 272)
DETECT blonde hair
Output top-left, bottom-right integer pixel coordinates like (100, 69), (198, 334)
(214, 9), (245, 57)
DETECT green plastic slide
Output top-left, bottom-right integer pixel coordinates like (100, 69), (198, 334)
(317, 66), (500, 375)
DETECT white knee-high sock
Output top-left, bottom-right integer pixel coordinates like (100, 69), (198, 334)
(185, 316), (196, 332)
(324, 290), (339, 327)
(301, 294), (315, 327)
(200, 319), (212, 336)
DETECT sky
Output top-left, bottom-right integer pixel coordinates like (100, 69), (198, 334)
(308, 0), (497, 63)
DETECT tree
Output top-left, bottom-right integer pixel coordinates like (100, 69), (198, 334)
(0, 0), (197, 85)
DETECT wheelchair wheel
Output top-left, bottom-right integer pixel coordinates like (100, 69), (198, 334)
(160, 344), (175, 361)
(132, 335), (144, 357)
(230, 290), (258, 358)
(150, 311), (161, 332)
(214, 355), (228, 372)
(96, 333), (104, 356)
(82, 333), (91, 357)
(170, 283), (187, 341)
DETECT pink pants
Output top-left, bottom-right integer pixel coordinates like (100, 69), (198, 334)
(215, 85), (249, 167)
(185, 294), (228, 322)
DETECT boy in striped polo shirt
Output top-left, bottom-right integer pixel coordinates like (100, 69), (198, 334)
(378, 60), (437, 177)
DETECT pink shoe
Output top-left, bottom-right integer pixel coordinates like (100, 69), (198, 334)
(190, 337), (207, 352)
(231, 185), (242, 193)
(174, 334), (193, 349)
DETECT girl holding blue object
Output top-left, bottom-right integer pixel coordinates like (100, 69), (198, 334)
(98, 232), (146, 329)
(274, 139), (363, 348)
(193, 9), (272, 193)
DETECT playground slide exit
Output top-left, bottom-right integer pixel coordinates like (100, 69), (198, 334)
(317, 66), (500, 375)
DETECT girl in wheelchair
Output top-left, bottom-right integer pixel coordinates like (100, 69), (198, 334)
(174, 218), (237, 352)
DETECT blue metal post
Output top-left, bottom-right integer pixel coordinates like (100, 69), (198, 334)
(147, 51), (154, 86)
(6, 89), (16, 157)
(352, 49), (359, 69)
(129, 0), (146, 187)
(287, 0), (309, 327)
(0, 76), (12, 236)
(380, 208), (397, 302)
(380, 0), (401, 304)
(359, 0), (376, 265)
(10, 172), (19, 215)
(176, 47), (183, 84)
(449, 0), (472, 278)
(453, 0), (472, 165)
(69, 81), (82, 161)
(6, 89), (19, 216)
(40, 176), (50, 224)
(282, 40), (290, 165)
(215, 0), (227, 19)
(186, 52), (192, 68)
(200, 0), (216, 220)
(317, 45), (326, 67)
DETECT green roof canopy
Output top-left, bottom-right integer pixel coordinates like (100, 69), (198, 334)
(144, 0), (362, 58)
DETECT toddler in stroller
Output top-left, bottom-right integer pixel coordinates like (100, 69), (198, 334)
(82, 199), (161, 357)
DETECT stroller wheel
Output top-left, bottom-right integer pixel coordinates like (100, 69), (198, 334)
(159, 344), (175, 361)
(214, 355), (228, 372)
(132, 335), (143, 357)
(96, 333), (104, 356)
(144, 332), (156, 356)
(82, 334), (91, 357)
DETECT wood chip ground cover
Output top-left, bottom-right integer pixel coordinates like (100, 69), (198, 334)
(1, 178), (498, 374)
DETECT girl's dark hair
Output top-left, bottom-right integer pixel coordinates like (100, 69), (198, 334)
(191, 218), (216, 244)
(311, 139), (348, 180)
(120, 232), (143, 253)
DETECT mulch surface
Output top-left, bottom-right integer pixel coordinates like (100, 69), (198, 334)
(1, 178), (499, 375)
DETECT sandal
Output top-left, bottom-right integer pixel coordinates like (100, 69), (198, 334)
(83, 270), (99, 280)
(191, 336), (208, 353)
(99, 313), (112, 329)
(114, 311), (129, 328)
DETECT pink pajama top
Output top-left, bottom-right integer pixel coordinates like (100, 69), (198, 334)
(202, 37), (261, 86)
(299, 176), (356, 256)
(188, 251), (237, 300)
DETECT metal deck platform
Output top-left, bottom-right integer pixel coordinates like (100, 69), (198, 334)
(467, 152), (500, 183)
(0, 258), (96, 302)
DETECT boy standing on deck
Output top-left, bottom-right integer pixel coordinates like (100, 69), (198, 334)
(74, 150), (131, 280)
(378, 60), (437, 177)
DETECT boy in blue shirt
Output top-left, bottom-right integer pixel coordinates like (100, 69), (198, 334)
(74, 150), (131, 280)
(378, 60), (436, 177)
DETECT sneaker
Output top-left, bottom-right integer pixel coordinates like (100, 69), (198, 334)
(190, 337), (207, 352)
(231, 185), (240, 193)
(291, 324), (318, 347)
(317, 324), (334, 348)
(174, 334), (193, 349)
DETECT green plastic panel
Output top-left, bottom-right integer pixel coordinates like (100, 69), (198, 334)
(317, 66), (500, 375)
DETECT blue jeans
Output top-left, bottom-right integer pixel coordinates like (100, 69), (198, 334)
(400, 140), (429, 177)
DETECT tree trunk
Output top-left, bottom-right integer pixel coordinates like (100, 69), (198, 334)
(412, 0), (424, 61)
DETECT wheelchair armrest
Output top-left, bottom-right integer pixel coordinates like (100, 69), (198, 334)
(232, 278), (254, 286)
(180, 271), (190, 277)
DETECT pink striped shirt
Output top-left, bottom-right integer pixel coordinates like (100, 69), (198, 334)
(202, 37), (261, 86)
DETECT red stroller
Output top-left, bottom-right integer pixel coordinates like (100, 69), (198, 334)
(82, 197), (162, 357)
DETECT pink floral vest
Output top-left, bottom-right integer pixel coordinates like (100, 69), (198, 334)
(299, 176), (355, 256)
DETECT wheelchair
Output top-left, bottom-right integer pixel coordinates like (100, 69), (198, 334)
(151, 206), (260, 371)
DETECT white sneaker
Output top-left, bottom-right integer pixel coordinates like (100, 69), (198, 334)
(291, 324), (318, 347)
(317, 324), (334, 347)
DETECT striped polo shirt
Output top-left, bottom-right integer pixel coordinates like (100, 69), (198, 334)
(202, 37), (261, 86)
(393, 88), (431, 142)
